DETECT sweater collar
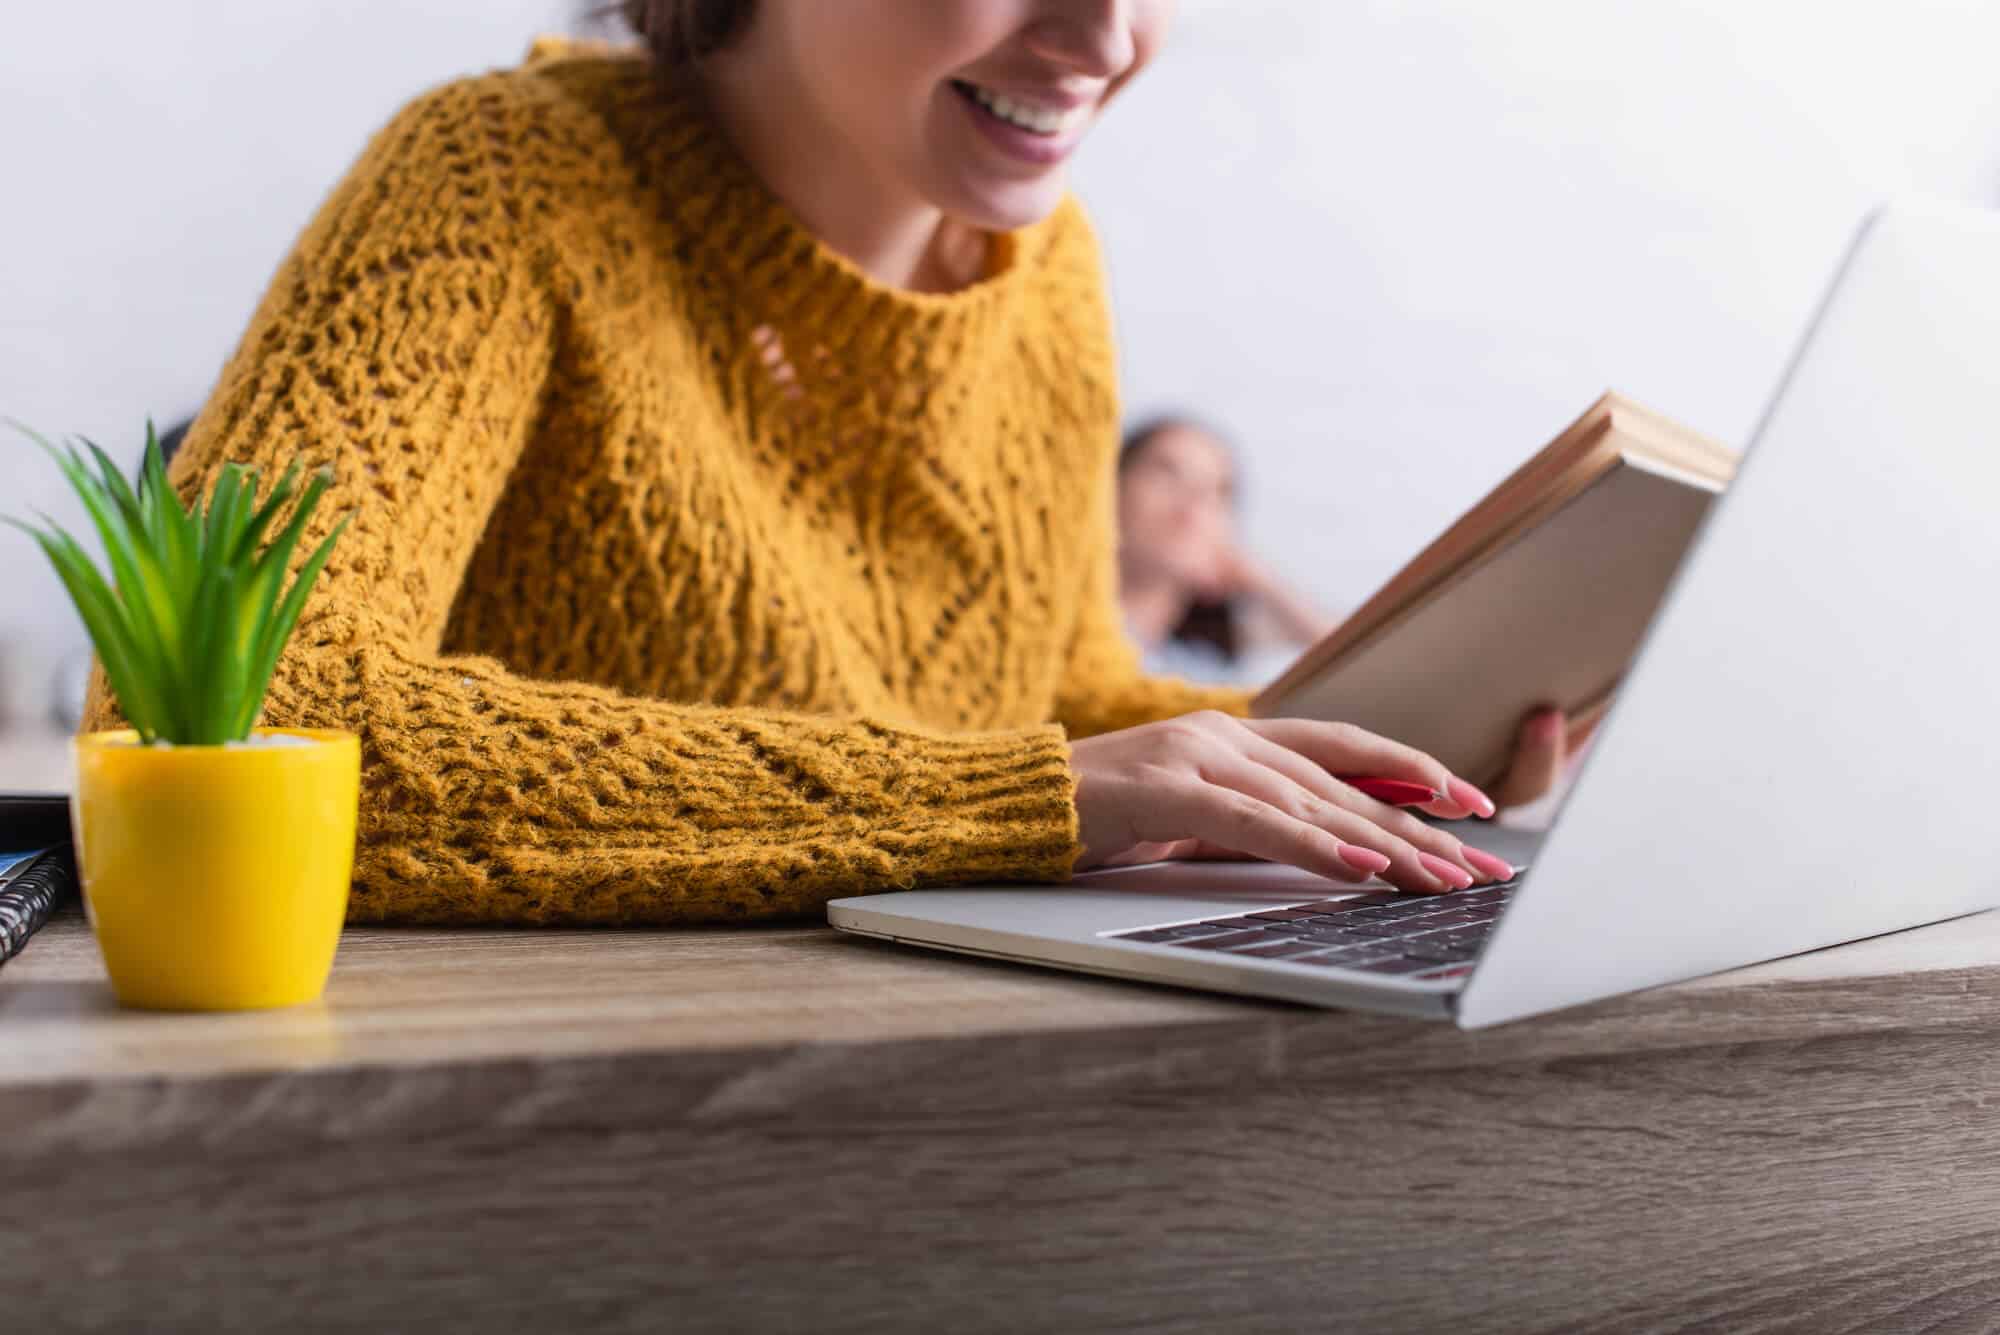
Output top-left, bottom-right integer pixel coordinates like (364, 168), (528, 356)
(604, 52), (1047, 352)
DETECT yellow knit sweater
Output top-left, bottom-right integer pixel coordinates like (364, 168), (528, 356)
(81, 39), (1249, 925)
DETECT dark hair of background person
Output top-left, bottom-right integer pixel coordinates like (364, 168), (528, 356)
(1118, 416), (1242, 664)
(609, 0), (756, 65)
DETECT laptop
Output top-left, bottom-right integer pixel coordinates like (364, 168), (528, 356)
(829, 197), (2000, 1027)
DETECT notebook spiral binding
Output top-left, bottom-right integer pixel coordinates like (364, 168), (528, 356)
(0, 846), (78, 968)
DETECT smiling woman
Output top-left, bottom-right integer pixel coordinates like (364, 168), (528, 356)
(82, 1), (1540, 927)
(625, 0), (1169, 292)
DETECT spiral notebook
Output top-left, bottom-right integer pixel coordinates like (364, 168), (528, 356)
(0, 794), (77, 968)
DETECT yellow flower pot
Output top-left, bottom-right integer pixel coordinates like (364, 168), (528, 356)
(70, 726), (361, 1011)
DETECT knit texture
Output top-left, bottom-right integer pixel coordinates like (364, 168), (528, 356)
(80, 39), (1251, 925)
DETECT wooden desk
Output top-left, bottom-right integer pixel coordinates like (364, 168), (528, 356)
(9, 904), (2000, 1333)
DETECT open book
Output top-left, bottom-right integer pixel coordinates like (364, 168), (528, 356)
(1253, 391), (1738, 787)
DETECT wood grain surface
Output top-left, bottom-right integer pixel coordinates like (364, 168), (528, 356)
(11, 908), (2000, 1332)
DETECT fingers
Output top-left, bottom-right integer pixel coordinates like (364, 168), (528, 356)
(1159, 773), (1392, 886)
(1069, 712), (1518, 891)
(1098, 840), (1196, 868)
(1231, 715), (1510, 884)
(1074, 720), (1381, 881)
(1108, 838), (1249, 865)
(1490, 707), (1566, 809)
(1242, 716), (1448, 792)
(1174, 839), (1256, 862)
(1568, 699), (1609, 753)
(1217, 725), (1492, 890)
(1196, 745), (1501, 895)
(1243, 717), (1495, 821)
(1413, 775), (1500, 822)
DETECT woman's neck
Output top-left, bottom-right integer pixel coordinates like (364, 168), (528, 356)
(1119, 567), (1194, 650)
(689, 56), (988, 294)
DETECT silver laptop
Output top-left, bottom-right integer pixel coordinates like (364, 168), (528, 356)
(830, 198), (2000, 1027)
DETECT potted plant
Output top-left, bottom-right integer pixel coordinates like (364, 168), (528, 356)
(6, 422), (356, 1010)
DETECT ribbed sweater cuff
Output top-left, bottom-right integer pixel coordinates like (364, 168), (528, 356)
(270, 643), (1082, 924)
(832, 720), (1081, 887)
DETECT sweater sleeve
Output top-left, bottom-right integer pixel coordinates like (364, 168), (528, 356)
(80, 80), (1080, 924)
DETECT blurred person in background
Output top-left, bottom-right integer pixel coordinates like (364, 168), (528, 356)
(1116, 415), (1335, 687)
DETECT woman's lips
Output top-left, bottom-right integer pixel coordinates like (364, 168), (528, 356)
(949, 80), (1091, 167)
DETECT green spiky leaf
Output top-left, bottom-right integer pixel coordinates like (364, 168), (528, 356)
(3, 420), (352, 745)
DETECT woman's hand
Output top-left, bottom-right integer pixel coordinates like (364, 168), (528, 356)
(1071, 711), (1518, 894)
(1489, 704), (1606, 810)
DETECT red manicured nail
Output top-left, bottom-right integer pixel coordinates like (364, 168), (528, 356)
(1530, 710), (1564, 740)
(1337, 844), (1393, 877)
(1462, 847), (1514, 881)
(1445, 776), (1497, 818)
(1418, 853), (1474, 889)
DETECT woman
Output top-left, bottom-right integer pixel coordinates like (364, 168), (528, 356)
(1117, 415), (1334, 687)
(84, 0), (1569, 924)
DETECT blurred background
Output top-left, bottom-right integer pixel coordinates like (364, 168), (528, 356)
(5, 0), (2000, 786)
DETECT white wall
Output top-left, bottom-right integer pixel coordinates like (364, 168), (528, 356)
(1080, 0), (2000, 614)
(4, 0), (1999, 723)
(0, 0), (571, 717)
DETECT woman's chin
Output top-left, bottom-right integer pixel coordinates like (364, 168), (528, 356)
(933, 173), (1072, 234)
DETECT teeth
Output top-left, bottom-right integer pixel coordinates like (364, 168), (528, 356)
(962, 82), (1076, 136)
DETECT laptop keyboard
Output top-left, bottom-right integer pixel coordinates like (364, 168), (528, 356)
(1108, 878), (1521, 982)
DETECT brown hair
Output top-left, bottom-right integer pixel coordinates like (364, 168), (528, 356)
(616, 0), (757, 64)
